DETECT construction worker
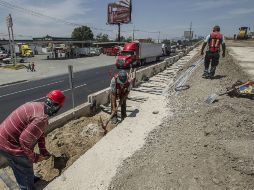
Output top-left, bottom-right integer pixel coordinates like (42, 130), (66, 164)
(201, 25), (226, 78)
(0, 90), (65, 190)
(110, 70), (131, 124)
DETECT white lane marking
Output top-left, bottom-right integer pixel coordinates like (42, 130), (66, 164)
(0, 80), (64, 99)
(31, 83), (87, 102)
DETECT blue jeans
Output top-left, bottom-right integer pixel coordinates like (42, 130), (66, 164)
(0, 150), (36, 190)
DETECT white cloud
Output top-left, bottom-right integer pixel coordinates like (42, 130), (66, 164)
(211, 8), (254, 20)
(229, 8), (254, 15)
(0, 0), (97, 37)
(191, 0), (249, 11)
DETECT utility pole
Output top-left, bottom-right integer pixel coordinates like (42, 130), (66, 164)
(118, 23), (121, 42)
(158, 31), (161, 43)
(6, 14), (16, 65)
(132, 25), (135, 41)
(189, 21), (192, 45)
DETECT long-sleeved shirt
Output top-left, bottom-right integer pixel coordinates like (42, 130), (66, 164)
(0, 102), (49, 163)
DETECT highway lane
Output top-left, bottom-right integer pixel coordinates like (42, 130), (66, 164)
(0, 53), (174, 123)
(0, 64), (117, 123)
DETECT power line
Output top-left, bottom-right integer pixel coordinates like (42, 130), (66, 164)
(0, 0), (113, 32)
(0, 0), (174, 39)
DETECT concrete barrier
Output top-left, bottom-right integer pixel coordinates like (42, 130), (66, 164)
(47, 102), (92, 134)
(88, 87), (111, 109)
(47, 43), (201, 133)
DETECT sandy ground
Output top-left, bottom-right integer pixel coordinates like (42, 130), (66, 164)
(109, 50), (254, 189)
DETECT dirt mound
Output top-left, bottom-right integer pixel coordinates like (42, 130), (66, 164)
(35, 113), (116, 182)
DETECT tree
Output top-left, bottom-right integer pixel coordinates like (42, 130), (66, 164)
(71, 26), (94, 41)
(96, 33), (110, 42)
(115, 36), (126, 42)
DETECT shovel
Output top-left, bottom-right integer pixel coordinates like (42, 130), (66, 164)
(205, 88), (235, 104)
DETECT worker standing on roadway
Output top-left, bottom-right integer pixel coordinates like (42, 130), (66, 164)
(201, 25), (226, 78)
(110, 70), (131, 124)
(0, 90), (65, 190)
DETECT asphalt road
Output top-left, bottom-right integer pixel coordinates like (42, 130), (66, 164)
(0, 64), (117, 123)
(0, 53), (174, 123)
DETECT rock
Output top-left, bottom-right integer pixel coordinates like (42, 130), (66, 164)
(204, 143), (208, 147)
(81, 123), (104, 137)
(60, 174), (66, 181)
(212, 178), (220, 185)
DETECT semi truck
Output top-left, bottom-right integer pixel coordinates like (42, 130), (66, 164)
(116, 41), (163, 69)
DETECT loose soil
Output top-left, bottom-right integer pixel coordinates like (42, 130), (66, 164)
(0, 112), (116, 190)
(109, 50), (254, 189)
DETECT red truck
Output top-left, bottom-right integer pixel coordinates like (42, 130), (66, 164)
(116, 41), (163, 69)
(103, 46), (121, 56)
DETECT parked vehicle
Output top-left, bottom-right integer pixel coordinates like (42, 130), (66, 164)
(73, 47), (90, 57)
(116, 41), (163, 69)
(103, 46), (121, 56)
(15, 43), (34, 57)
(0, 53), (8, 60)
(46, 44), (71, 59)
(90, 47), (101, 56)
(2, 57), (26, 64)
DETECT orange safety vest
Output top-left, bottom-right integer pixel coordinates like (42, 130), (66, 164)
(114, 74), (130, 97)
(208, 32), (222, 53)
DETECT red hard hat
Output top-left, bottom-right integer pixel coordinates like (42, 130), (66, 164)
(47, 90), (65, 106)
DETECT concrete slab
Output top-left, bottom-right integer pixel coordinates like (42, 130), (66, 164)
(227, 40), (254, 80)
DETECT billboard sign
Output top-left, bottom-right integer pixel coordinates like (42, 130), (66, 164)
(108, 0), (132, 24)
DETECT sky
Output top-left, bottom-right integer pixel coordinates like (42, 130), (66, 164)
(0, 0), (253, 40)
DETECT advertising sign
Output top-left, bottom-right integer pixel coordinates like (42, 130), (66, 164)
(108, 0), (132, 24)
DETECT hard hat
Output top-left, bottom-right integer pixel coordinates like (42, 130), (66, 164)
(213, 25), (220, 32)
(47, 90), (65, 106)
(118, 70), (128, 84)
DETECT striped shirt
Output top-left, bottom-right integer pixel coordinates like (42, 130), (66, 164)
(0, 102), (49, 163)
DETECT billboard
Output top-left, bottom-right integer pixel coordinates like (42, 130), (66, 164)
(184, 31), (194, 39)
(108, 0), (132, 24)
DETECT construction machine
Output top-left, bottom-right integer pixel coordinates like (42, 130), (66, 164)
(15, 43), (34, 57)
(237, 27), (250, 40)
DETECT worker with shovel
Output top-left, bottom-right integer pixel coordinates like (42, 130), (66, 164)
(110, 70), (131, 124)
(201, 25), (226, 78)
(0, 90), (65, 190)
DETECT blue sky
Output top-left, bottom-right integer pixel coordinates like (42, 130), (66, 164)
(0, 0), (253, 40)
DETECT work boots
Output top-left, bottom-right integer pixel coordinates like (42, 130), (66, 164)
(111, 115), (118, 125)
(210, 67), (216, 77)
(202, 70), (209, 78)
(121, 101), (127, 120)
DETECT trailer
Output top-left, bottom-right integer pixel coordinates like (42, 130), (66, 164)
(116, 41), (163, 69)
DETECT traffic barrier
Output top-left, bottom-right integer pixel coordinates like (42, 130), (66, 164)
(47, 43), (201, 133)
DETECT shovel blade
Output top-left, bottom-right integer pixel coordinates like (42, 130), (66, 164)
(205, 93), (218, 104)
